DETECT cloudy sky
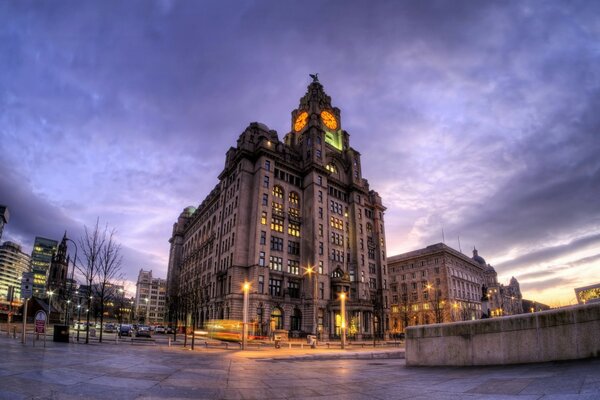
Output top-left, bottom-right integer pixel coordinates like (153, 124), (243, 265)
(1, 0), (599, 306)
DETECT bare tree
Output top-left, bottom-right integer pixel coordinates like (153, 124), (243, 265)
(95, 228), (123, 343)
(77, 219), (105, 344)
(77, 219), (122, 344)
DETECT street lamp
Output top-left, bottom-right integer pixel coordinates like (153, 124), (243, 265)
(64, 237), (78, 323)
(48, 290), (54, 323)
(145, 298), (149, 324)
(242, 281), (250, 350)
(340, 292), (346, 350)
(305, 266), (318, 336)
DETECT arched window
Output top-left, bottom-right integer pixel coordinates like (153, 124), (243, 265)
(273, 185), (284, 199)
(325, 163), (338, 174)
(289, 191), (299, 205)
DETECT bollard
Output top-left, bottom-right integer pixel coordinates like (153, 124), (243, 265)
(168, 338), (171, 347)
(205, 341), (208, 348)
(13, 326), (17, 339)
(288, 342), (292, 349)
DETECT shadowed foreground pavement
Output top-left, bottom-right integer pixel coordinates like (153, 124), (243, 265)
(0, 334), (599, 399)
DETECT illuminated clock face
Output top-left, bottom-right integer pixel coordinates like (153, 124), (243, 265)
(294, 111), (309, 132)
(320, 110), (338, 130)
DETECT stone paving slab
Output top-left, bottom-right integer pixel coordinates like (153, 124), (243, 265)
(1, 334), (599, 399)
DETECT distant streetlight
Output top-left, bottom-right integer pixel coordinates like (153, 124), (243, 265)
(242, 282), (250, 350)
(340, 292), (346, 350)
(145, 298), (149, 324)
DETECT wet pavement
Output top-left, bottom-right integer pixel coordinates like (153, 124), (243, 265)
(0, 332), (599, 399)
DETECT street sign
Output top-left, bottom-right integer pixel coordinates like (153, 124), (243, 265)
(35, 310), (47, 334)
(21, 272), (33, 299)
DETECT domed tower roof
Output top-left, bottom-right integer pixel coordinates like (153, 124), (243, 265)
(472, 247), (486, 266)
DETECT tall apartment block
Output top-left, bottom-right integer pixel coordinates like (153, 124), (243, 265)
(134, 269), (167, 325)
(30, 237), (58, 299)
(0, 241), (31, 312)
(167, 78), (389, 339)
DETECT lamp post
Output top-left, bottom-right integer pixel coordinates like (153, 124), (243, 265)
(145, 298), (149, 324)
(242, 282), (250, 350)
(48, 290), (54, 323)
(76, 302), (81, 342)
(305, 266), (318, 336)
(340, 292), (346, 350)
(130, 300), (134, 323)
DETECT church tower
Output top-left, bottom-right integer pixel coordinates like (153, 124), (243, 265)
(48, 232), (69, 298)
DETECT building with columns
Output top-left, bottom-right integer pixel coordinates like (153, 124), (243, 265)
(167, 77), (389, 339)
(387, 243), (523, 333)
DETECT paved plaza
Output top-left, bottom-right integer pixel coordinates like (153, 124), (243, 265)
(0, 333), (599, 399)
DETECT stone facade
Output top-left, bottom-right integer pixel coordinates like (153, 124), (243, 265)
(167, 78), (389, 339)
(135, 269), (167, 325)
(387, 243), (523, 333)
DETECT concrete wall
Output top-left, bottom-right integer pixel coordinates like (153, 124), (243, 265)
(405, 302), (600, 366)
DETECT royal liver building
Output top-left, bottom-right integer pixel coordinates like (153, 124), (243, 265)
(166, 77), (389, 340)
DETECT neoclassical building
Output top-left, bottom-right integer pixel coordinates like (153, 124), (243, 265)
(387, 243), (523, 333)
(167, 77), (389, 339)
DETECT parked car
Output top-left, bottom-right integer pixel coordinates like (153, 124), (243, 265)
(154, 326), (166, 334)
(73, 322), (87, 331)
(103, 323), (116, 333)
(136, 325), (152, 338)
(119, 324), (133, 337)
(165, 326), (175, 334)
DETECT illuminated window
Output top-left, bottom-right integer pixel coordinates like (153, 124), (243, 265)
(269, 256), (283, 271)
(288, 222), (300, 237)
(287, 260), (299, 275)
(325, 163), (338, 174)
(289, 191), (299, 205)
(366, 223), (373, 236)
(289, 207), (300, 219)
(330, 217), (343, 230)
(273, 185), (284, 199)
(261, 211), (267, 225)
(271, 216), (284, 232)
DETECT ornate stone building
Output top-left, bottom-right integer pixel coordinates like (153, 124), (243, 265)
(167, 77), (389, 339)
(387, 243), (523, 333)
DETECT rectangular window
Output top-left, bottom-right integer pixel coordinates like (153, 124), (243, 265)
(318, 190), (323, 203)
(317, 175), (322, 185)
(288, 281), (300, 298)
(319, 242), (324, 255)
(271, 216), (284, 232)
(259, 251), (265, 267)
(265, 160), (271, 171)
(270, 236), (284, 251)
(260, 231), (266, 245)
(269, 256), (283, 271)
(288, 222), (300, 237)
(318, 261), (323, 274)
(319, 207), (323, 219)
(319, 282), (324, 299)
(316, 149), (322, 158)
(269, 278), (282, 296)
(258, 275), (264, 294)
(318, 224), (323, 237)
(288, 240), (300, 255)
(288, 259), (299, 275)
(263, 175), (269, 188)
(262, 193), (268, 206)
(261, 211), (267, 225)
